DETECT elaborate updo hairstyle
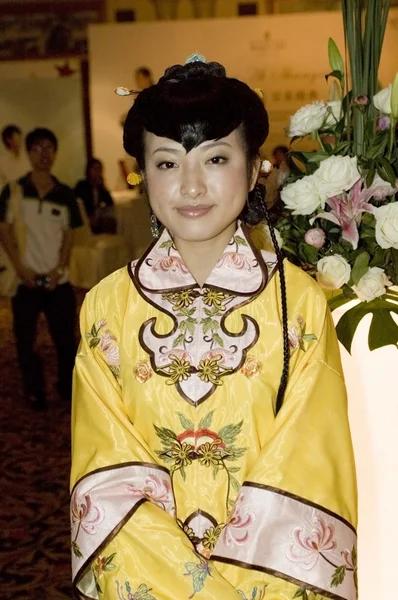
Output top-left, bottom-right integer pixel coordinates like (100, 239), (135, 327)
(124, 59), (289, 414)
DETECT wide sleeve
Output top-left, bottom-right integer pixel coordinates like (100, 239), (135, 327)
(70, 286), (242, 600)
(211, 308), (358, 600)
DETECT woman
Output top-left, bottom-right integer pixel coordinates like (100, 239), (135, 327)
(70, 58), (357, 600)
(74, 158), (116, 234)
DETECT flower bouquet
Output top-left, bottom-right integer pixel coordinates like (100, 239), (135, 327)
(277, 0), (398, 353)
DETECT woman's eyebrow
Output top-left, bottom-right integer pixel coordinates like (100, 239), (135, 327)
(152, 147), (181, 155)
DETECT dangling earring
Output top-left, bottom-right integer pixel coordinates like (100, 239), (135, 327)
(150, 213), (160, 239)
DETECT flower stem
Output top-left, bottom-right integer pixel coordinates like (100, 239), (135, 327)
(389, 118), (396, 160)
(315, 131), (326, 152)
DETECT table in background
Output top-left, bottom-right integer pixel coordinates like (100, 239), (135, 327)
(111, 189), (152, 260)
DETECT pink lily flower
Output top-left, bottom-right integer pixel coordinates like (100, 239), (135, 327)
(311, 179), (374, 249)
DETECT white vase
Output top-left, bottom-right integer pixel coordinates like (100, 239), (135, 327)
(332, 291), (398, 600)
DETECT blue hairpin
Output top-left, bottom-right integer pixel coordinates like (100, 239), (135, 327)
(185, 52), (207, 64)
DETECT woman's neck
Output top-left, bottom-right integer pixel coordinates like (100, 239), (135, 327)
(173, 221), (237, 287)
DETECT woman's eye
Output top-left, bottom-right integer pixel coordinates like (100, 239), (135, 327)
(157, 161), (177, 170)
(208, 156), (227, 165)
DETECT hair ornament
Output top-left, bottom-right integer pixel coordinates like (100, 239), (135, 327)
(126, 171), (143, 186)
(260, 159), (273, 174)
(185, 52), (207, 64)
(115, 86), (141, 97)
(253, 88), (264, 100)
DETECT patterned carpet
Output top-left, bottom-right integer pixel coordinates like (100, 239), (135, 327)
(0, 290), (86, 600)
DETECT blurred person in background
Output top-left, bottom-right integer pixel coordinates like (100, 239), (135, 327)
(0, 124), (30, 188)
(0, 127), (82, 411)
(74, 157), (116, 234)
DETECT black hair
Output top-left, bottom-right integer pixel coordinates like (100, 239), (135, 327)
(2, 124), (21, 148)
(85, 157), (102, 178)
(124, 60), (289, 413)
(26, 128), (58, 152)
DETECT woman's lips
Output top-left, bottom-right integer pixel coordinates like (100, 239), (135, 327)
(176, 205), (213, 218)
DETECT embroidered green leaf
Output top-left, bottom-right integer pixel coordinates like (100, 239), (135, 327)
(224, 446), (247, 460)
(218, 422), (243, 445)
(104, 552), (117, 567)
(198, 411), (214, 429)
(72, 541), (83, 558)
(185, 318), (196, 336)
(89, 338), (100, 349)
(227, 466), (241, 473)
(293, 589), (309, 599)
(178, 413), (194, 430)
(160, 240), (174, 249)
(234, 235), (248, 246)
(331, 565), (347, 587)
(202, 318), (219, 334)
(91, 323), (98, 337)
(180, 465), (187, 481)
(172, 334), (186, 348)
(179, 307), (197, 317)
(212, 332), (224, 347)
(230, 475), (241, 492)
(303, 334), (317, 342)
(95, 578), (102, 594)
(153, 424), (178, 444)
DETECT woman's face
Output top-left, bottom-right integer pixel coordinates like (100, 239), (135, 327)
(143, 128), (258, 246)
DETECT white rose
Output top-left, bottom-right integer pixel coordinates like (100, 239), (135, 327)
(316, 255), (351, 290)
(287, 101), (329, 137)
(352, 267), (392, 302)
(313, 155), (361, 198)
(374, 202), (398, 249)
(367, 173), (398, 201)
(281, 176), (325, 215)
(324, 100), (343, 127)
(373, 84), (392, 115)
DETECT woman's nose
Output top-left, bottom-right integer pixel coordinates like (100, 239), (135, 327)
(180, 167), (207, 198)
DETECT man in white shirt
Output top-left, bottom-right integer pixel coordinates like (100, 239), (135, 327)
(0, 128), (82, 411)
(0, 125), (30, 188)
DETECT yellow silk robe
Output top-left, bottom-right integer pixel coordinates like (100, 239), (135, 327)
(70, 224), (357, 600)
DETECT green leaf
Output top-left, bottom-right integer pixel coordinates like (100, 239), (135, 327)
(293, 588), (308, 599)
(212, 332), (224, 348)
(153, 424), (178, 443)
(89, 338), (100, 349)
(172, 334), (186, 348)
(227, 466), (241, 473)
(325, 69), (343, 84)
(331, 565), (346, 587)
(369, 248), (388, 268)
(303, 334), (317, 342)
(159, 240), (174, 249)
(198, 410), (214, 429)
(351, 251), (370, 285)
(368, 300), (398, 351)
(178, 412), (194, 430)
(328, 291), (352, 312)
(351, 544), (357, 568)
(328, 38), (344, 74)
(230, 475), (241, 492)
(72, 541), (83, 559)
(336, 297), (398, 353)
(391, 72), (398, 120)
(185, 319), (196, 336)
(202, 318), (218, 334)
(234, 235), (248, 246)
(379, 158), (397, 186)
(218, 422), (243, 444)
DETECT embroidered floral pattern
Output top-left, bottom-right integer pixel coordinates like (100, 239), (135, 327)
(92, 552), (117, 594)
(133, 360), (153, 383)
(287, 516), (356, 590)
(240, 355), (262, 379)
(201, 524), (225, 551)
(288, 315), (317, 354)
(237, 585), (267, 600)
(86, 320), (121, 380)
(116, 581), (157, 600)
(184, 553), (212, 599)
(223, 492), (255, 546)
(71, 492), (105, 558)
(134, 226), (268, 405)
(154, 411), (246, 509)
(124, 474), (173, 511)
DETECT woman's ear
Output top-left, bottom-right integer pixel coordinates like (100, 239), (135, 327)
(249, 157), (261, 192)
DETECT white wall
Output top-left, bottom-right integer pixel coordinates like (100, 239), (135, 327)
(0, 58), (86, 187)
(89, 9), (398, 190)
